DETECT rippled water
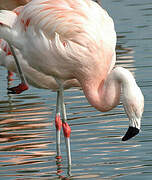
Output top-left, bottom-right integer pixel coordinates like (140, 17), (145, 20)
(0, 0), (152, 179)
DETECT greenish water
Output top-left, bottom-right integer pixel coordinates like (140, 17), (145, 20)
(0, 0), (152, 179)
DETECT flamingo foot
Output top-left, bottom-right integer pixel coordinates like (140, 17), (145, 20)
(7, 83), (29, 94)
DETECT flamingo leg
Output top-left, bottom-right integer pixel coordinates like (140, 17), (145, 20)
(61, 97), (72, 168)
(7, 44), (29, 94)
(56, 82), (71, 176)
(55, 90), (62, 158)
(7, 70), (14, 82)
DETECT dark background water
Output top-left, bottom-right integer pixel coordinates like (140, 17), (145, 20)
(0, 0), (152, 179)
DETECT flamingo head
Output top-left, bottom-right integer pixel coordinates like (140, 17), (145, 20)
(121, 83), (144, 141)
(122, 126), (140, 141)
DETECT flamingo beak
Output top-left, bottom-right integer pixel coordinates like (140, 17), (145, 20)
(122, 126), (139, 141)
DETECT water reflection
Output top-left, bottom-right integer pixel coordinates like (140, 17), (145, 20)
(0, 57), (144, 179)
(0, 0), (152, 179)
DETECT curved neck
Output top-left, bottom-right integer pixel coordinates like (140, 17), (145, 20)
(81, 67), (135, 112)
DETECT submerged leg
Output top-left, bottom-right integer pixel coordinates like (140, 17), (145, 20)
(61, 101), (71, 168)
(55, 90), (62, 158)
(7, 44), (28, 94)
(55, 79), (72, 176)
(59, 85), (72, 176)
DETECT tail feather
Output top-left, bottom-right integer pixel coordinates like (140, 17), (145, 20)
(0, 10), (19, 46)
(0, 10), (17, 28)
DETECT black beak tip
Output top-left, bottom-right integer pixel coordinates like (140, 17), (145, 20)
(122, 126), (140, 141)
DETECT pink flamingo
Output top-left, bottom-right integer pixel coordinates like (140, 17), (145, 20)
(0, 1), (32, 93)
(0, 6), (29, 93)
(0, 0), (98, 94)
(0, 6), (79, 93)
(0, 0), (144, 175)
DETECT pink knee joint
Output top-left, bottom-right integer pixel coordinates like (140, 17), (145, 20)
(62, 122), (71, 138)
(55, 114), (62, 131)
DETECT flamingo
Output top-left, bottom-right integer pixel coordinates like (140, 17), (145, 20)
(0, 6), (29, 93)
(0, 6), (79, 93)
(0, 0), (99, 94)
(0, 1), (32, 93)
(0, 0), (144, 175)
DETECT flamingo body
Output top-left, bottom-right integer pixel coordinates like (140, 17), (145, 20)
(3, 0), (116, 81)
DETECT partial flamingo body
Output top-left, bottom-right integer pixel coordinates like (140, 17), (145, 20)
(0, 38), (80, 90)
(0, 6), (80, 93)
(0, 0), (144, 176)
(0, 0), (98, 93)
(0, 6), (29, 93)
